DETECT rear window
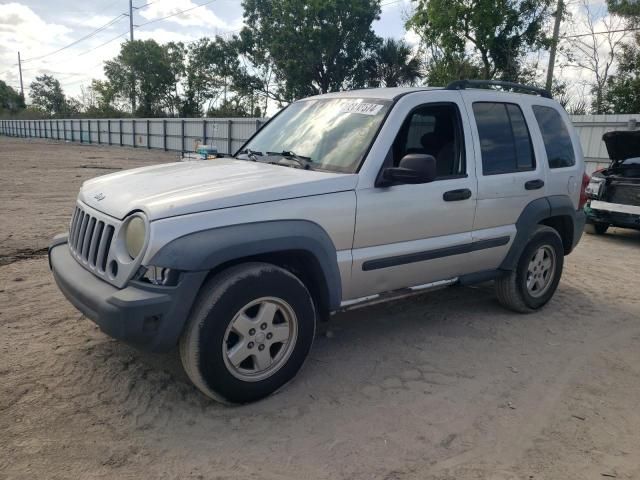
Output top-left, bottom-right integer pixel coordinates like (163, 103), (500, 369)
(473, 102), (535, 175)
(532, 105), (576, 168)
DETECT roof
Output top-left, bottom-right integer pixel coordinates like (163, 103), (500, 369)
(303, 85), (558, 103)
(306, 87), (440, 101)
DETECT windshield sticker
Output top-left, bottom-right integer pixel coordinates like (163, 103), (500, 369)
(339, 102), (384, 115)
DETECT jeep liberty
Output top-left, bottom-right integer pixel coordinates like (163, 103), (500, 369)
(49, 80), (587, 403)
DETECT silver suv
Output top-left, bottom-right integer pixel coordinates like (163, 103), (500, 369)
(49, 80), (587, 403)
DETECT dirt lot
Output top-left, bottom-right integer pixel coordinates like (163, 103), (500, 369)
(1, 136), (640, 480)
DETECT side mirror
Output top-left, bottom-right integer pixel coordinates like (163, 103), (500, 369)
(380, 154), (437, 186)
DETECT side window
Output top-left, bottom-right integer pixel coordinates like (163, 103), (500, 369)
(532, 105), (576, 168)
(472, 102), (535, 175)
(393, 103), (465, 178)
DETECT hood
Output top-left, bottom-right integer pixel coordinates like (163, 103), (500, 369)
(603, 130), (640, 162)
(79, 159), (358, 220)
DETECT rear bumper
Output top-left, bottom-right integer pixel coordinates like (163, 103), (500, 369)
(49, 236), (206, 352)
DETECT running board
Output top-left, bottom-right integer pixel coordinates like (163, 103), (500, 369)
(335, 278), (458, 313)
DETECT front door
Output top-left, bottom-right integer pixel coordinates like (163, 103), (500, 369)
(348, 92), (478, 300)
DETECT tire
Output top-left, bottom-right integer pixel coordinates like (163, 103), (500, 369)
(180, 262), (316, 404)
(495, 225), (564, 313)
(584, 222), (609, 235)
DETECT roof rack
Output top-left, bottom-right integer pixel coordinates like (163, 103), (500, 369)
(445, 80), (552, 98)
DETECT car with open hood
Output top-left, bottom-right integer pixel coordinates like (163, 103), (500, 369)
(49, 80), (587, 404)
(585, 130), (640, 234)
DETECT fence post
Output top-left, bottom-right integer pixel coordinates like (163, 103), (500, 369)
(132, 119), (136, 148)
(119, 119), (123, 146)
(147, 119), (150, 149)
(107, 119), (111, 145)
(163, 119), (167, 151)
(71, 120), (74, 142)
(63, 120), (67, 140)
(202, 119), (207, 145)
(97, 120), (101, 144)
(256, 119), (261, 132)
(79, 120), (83, 143)
(89, 120), (93, 144)
(227, 119), (232, 154)
(181, 119), (185, 152)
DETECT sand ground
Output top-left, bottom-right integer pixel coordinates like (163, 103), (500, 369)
(1, 136), (639, 480)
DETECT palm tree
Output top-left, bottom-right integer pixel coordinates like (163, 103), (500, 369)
(368, 38), (424, 87)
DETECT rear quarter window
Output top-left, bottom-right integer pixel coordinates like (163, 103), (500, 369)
(532, 105), (576, 168)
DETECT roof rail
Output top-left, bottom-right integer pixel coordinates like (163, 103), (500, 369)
(445, 80), (552, 98)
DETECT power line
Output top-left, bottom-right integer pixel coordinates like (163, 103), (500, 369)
(21, 14), (127, 63)
(561, 25), (640, 39)
(136, 0), (218, 28)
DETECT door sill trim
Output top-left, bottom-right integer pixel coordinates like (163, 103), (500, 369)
(336, 278), (458, 313)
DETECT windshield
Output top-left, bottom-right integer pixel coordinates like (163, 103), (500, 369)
(237, 98), (391, 173)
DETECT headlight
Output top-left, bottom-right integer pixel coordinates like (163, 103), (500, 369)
(124, 216), (146, 259)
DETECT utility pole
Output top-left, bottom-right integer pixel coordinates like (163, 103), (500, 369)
(129, 0), (136, 114)
(17, 51), (24, 98)
(129, 0), (134, 41)
(546, 0), (564, 92)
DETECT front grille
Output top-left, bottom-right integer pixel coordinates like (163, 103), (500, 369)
(68, 205), (116, 272)
(608, 183), (640, 207)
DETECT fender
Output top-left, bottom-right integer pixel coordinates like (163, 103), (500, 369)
(149, 220), (342, 310)
(499, 195), (584, 271)
(547, 194), (586, 251)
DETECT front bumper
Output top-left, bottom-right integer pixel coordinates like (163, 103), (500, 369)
(586, 201), (640, 230)
(49, 236), (207, 352)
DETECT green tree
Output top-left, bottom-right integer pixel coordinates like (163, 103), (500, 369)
(104, 39), (184, 116)
(0, 80), (25, 115)
(30, 75), (68, 116)
(603, 34), (640, 113)
(422, 50), (482, 86)
(182, 36), (243, 116)
(607, 0), (640, 17)
(365, 38), (423, 87)
(241, 0), (382, 100)
(408, 0), (551, 81)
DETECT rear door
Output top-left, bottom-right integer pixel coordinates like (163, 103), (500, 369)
(461, 92), (548, 270)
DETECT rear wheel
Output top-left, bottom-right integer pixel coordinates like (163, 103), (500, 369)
(495, 226), (564, 313)
(180, 262), (316, 404)
(585, 222), (609, 235)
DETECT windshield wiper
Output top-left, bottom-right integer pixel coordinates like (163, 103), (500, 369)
(237, 148), (263, 161)
(266, 151), (314, 170)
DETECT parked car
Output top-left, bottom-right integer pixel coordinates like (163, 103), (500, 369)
(585, 130), (640, 234)
(49, 80), (587, 404)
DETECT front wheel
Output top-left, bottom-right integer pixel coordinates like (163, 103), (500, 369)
(495, 226), (564, 313)
(584, 222), (609, 235)
(180, 262), (316, 404)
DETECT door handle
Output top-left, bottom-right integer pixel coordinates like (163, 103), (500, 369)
(525, 179), (545, 190)
(443, 188), (472, 201)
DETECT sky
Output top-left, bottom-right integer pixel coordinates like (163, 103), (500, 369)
(0, 0), (415, 101)
(0, 0), (629, 107)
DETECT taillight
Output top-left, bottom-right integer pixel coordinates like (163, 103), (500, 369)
(579, 173), (590, 210)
